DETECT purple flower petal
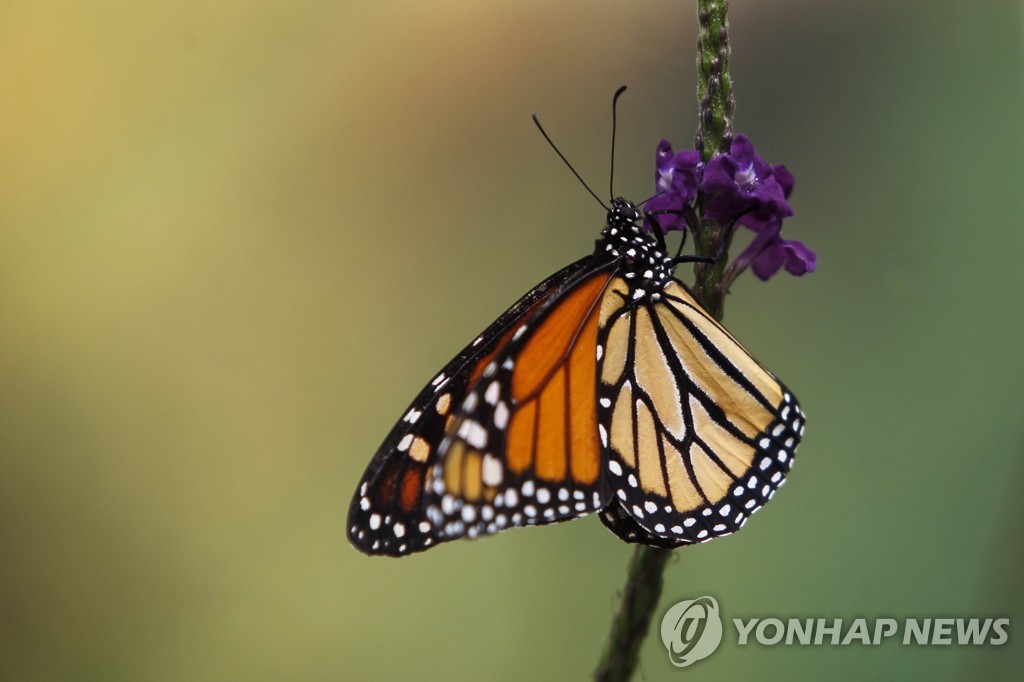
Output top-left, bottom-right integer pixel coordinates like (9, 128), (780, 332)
(700, 135), (794, 230)
(730, 223), (781, 279)
(750, 241), (786, 281)
(748, 237), (817, 281)
(773, 164), (795, 198)
(644, 140), (701, 233)
(781, 240), (817, 276)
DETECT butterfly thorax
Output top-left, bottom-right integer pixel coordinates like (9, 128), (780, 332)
(597, 197), (675, 301)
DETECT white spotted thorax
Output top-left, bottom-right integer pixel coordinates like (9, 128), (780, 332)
(599, 197), (674, 301)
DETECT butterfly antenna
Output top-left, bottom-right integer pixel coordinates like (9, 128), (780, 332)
(609, 85), (628, 200)
(637, 189), (666, 207)
(532, 113), (608, 210)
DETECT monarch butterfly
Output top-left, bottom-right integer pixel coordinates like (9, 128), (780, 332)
(348, 91), (803, 557)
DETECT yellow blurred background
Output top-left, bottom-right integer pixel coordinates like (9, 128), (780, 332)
(1, 1), (1022, 679)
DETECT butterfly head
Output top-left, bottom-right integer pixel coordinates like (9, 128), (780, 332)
(606, 197), (642, 231)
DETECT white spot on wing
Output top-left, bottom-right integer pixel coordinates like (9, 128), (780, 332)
(466, 421), (487, 449)
(494, 402), (510, 429)
(482, 454), (503, 486)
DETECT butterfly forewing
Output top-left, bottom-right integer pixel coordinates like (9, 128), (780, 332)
(419, 261), (619, 546)
(347, 258), (594, 556)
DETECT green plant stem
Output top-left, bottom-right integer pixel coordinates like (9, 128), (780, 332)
(593, 546), (672, 681)
(692, 0), (736, 319)
(593, 2), (735, 681)
(693, 0), (735, 161)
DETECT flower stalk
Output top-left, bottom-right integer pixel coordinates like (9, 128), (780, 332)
(692, 0), (735, 318)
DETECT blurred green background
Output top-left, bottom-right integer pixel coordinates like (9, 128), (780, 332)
(2, 1), (1022, 679)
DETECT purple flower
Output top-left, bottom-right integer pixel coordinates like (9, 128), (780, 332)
(725, 219), (816, 281)
(699, 135), (815, 280)
(643, 140), (701, 233)
(642, 134), (816, 282)
(701, 135), (793, 230)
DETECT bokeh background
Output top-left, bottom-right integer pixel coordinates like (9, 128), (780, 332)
(2, 1), (1022, 679)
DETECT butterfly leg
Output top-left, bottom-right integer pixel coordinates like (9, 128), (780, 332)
(645, 213), (669, 252)
(670, 206), (757, 266)
(672, 234), (728, 265)
(645, 208), (697, 260)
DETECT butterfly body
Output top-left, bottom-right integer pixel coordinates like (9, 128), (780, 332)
(348, 198), (803, 557)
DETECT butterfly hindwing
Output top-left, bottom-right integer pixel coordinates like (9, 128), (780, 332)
(596, 278), (804, 546)
(347, 258), (593, 556)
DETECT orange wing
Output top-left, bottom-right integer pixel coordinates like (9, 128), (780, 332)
(422, 266), (617, 541)
(348, 258), (595, 556)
